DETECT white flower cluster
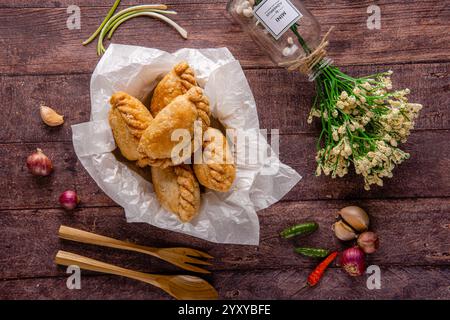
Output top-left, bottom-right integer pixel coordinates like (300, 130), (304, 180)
(380, 101), (422, 145)
(353, 141), (410, 190)
(312, 71), (422, 190)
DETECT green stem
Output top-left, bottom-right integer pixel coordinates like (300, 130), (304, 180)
(83, 0), (121, 45)
(290, 24), (311, 55)
(97, 10), (187, 55)
(93, 4), (170, 54)
(107, 9), (177, 39)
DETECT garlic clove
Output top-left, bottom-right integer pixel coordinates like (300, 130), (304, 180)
(40, 105), (64, 127)
(332, 220), (358, 241)
(339, 206), (370, 232)
(289, 44), (299, 55)
(241, 0), (250, 9)
(282, 45), (299, 57)
(282, 47), (292, 57)
(242, 7), (253, 17)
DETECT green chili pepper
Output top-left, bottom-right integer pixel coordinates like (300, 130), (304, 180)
(294, 247), (330, 258)
(280, 222), (318, 239)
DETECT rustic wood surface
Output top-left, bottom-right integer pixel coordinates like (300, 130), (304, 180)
(0, 0), (449, 300)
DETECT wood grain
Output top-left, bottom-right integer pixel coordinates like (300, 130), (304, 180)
(0, 142), (112, 210)
(0, 0), (449, 300)
(54, 250), (219, 300)
(0, 1), (448, 75)
(0, 0), (221, 7)
(280, 130), (450, 200)
(0, 63), (448, 144)
(0, 198), (448, 280)
(252, 63), (450, 134)
(0, 267), (448, 300)
(1, 130), (448, 210)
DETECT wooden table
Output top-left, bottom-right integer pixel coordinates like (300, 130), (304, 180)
(0, 0), (449, 300)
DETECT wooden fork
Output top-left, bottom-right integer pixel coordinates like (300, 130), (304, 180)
(58, 226), (213, 274)
(55, 250), (218, 300)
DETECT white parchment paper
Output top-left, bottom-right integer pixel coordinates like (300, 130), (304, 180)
(72, 44), (301, 245)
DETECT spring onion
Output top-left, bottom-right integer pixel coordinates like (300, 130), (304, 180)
(107, 10), (177, 39)
(83, 2), (187, 56)
(82, 0), (121, 46)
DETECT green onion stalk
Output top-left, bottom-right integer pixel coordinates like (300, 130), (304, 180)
(289, 24), (422, 190)
(82, 1), (187, 56)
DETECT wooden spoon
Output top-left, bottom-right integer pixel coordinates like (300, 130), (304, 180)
(55, 250), (218, 300)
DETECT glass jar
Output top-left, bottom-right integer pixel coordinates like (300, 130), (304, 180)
(227, 0), (322, 66)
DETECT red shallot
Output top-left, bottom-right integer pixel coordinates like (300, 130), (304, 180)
(358, 231), (379, 254)
(59, 190), (80, 210)
(26, 148), (53, 176)
(341, 247), (366, 277)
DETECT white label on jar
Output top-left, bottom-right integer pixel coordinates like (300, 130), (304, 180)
(253, 0), (302, 40)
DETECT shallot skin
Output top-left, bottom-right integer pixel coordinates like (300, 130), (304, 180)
(59, 190), (80, 210)
(358, 231), (380, 254)
(26, 148), (53, 176)
(341, 247), (366, 277)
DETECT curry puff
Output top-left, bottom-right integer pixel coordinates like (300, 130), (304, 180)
(150, 61), (198, 116)
(138, 86), (211, 163)
(109, 92), (153, 161)
(151, 165), (201, 223)
(108, 61), (238, 224)
(193, 128), (236, 192)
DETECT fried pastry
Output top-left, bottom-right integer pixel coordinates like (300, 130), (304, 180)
(109, 92), (153, 161)
(193, 128), (236, 192)
(151, 61), (198, 116)
(138, 87), (211, 162)
(151, 165), (201, 222)
(136, 157), (174, 169)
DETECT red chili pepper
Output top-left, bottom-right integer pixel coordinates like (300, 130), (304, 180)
(307, 251), (338, 287)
